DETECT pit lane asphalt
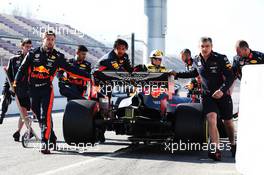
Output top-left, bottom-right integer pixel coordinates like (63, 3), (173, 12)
(0, 116), (240, 175)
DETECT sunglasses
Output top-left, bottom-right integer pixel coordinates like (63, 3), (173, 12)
(153, 58), (162, 61)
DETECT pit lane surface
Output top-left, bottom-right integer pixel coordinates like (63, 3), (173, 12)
(0, 113), (240, 175)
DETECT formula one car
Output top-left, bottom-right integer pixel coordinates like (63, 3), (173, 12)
(62, 71), (208, 146)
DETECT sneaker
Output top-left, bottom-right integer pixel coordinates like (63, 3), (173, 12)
(41, 141), (51, 154)
(49, 139), (57, 151)
(41, 149), (51, 154)
(99, 134), (105, 143)
(208, 149), (222, 161)
(0, 117), (3, 124)
(98, 129), (105, 143)
(13, 131), (20, 142)
(231, 144), (236, 158)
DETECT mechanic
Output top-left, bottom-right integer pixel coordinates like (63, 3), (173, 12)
(180, 49), (202, 102)
(232, 40), (264, 80)
(0, 38), (33, 142)
(175, 37), (236, 161)
(184, 76), (202, 103)
(93, 38), (133, 82)
(57, 45), (91, 101)
(14, 31), (90, 154)
(180, 48), (194, 71)
(92, 39), (133, 143)
(146, 49), (168, 72)
(147, 49), (191, 103)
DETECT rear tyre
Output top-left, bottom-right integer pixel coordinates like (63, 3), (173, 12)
(174, 103), (207, 144)
(63, 100), (97, 145)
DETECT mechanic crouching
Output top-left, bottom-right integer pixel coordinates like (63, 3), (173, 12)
(57, 45), (91, 101)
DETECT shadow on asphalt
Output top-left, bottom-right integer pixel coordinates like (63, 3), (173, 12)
(50, 139), (236, 164)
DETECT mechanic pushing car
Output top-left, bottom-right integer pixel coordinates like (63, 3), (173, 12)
(175, 37), (236, 161)
(180, 48), (202, 102)
(57, 45), (91, 101)
(232, 40), (264, 80)
(14, 31), (91, 154)
(0, 38), (33, 142)
(92, 39), (133, 143)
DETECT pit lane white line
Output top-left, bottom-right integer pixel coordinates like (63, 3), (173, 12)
(36, 147), (132, 175)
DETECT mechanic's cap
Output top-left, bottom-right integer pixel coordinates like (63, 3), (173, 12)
(149, 49), (164, 59)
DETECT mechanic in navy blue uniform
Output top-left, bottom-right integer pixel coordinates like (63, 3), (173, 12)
(57, 45), (91, 101)
(175, 37), (236, 161)
(92, 39), (133, 143)
(180, 48), (194, 71)
(232, 40), (264, 80)
(92, 38), (133, 82)
(0, 39), (32, 142)
(14, 31), (91, 154)
(180, 48), (202, 102)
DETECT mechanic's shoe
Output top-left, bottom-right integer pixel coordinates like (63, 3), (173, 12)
(98, 130), (105, 143)
(208, 149), (222, 161)
(0, 113), (5, 124)
(41, 149), (51, 154)
(49, 139), (57, 151)
(99, 134), (105, 143)
(48, 142), (56, 151)
(13, 131), (20, 142)
(231, 144), (237, 158)
(41, 142), (51, 154)
(0, 117), (3, 124)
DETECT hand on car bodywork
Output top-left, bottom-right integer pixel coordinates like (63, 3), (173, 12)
(212, 89), (223, 99)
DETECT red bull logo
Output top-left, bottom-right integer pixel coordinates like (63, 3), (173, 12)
(31, 66), (50, 79)
(33, 66), (50, 74)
